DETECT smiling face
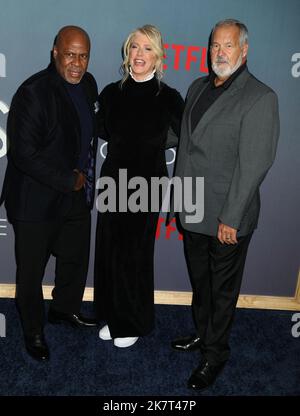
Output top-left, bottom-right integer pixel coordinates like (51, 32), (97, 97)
(210, 25), (248, 82)
(129, 31), (157, 81)
(53, 28), (90, 84)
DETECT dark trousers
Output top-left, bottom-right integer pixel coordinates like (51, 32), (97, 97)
(183, 230), (252, 365)
(12, 190), (91, 338)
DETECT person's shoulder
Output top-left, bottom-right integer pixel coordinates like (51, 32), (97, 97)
(18, 68), (49, 90)
(13, 67), (51, 102)
(159, 81), (182, 98)
(98, 80), (121, 98)
(238, 70), (279, 113)
(246, 71), (277, 97)
(188, 75), (208, 90)
(159, 82), (184, 111)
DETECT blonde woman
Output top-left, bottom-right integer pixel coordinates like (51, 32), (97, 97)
(94, 25), (184, 348)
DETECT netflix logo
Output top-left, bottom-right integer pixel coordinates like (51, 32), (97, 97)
(164, 43), (208, 73)
(156, 217), (183, 240)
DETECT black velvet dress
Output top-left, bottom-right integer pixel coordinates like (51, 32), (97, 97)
(94, 76), (184, 337)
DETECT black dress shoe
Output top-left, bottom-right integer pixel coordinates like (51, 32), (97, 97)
(171, 335), (202, 352)
(188, 359), (226, 390)
(48, 308), (97, 327)
(25, 334), (50, 361)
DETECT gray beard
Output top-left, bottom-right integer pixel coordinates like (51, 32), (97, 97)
(212, 53), (243, 79)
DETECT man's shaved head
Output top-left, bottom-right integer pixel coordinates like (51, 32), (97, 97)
(52, 25), (90, 84)
(54, 25), (90, 50)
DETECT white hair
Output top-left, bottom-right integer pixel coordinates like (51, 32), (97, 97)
(211, 19), (248, 47)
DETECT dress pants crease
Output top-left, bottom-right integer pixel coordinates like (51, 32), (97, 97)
(12, 190), (90, 338)
(183, 230), (252, 364)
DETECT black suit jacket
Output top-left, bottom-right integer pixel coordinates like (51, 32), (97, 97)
(0, 63), (99, 222)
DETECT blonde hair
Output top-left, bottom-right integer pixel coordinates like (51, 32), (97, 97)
(121, 24), (165, 86)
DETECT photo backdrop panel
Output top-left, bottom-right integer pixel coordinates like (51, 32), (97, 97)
(0, 0), (299, 296)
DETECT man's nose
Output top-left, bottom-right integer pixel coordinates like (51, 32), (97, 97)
(217, 46), (226, 56)
(72, 55), (81, 65)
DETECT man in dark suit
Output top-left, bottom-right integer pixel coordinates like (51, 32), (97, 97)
(0, 26), (99, 361)
(170, 19), (280, 389)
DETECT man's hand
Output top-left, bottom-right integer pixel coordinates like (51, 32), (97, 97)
(73, 170), (86, 191)
(218, 223), (238, 244)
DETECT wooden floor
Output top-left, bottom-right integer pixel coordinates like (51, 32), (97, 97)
(1, 271), (300, 311)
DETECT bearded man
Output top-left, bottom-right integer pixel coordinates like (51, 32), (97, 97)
(169, 19), (280, 390)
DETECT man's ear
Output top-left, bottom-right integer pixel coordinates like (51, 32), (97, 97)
(242, 43), (249, 58)
(52, 47), (58, 59)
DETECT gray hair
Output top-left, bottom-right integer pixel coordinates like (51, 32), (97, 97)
(211, 19), (248, 47)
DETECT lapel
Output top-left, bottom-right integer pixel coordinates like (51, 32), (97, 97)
(189, 69), (251, 138)
(184, 77), (209, 136)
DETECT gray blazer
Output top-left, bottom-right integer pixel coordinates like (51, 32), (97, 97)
(170, 68), (280, 236)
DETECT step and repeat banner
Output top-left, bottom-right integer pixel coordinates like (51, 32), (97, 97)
(0, 0), (299, 297)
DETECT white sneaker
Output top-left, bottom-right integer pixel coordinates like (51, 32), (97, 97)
(99, 325), (112, 340)
(114, 337), (139, 348)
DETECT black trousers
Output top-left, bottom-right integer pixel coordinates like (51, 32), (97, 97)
(183, 230), (252, 365)
(12, 190), (91, 338)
